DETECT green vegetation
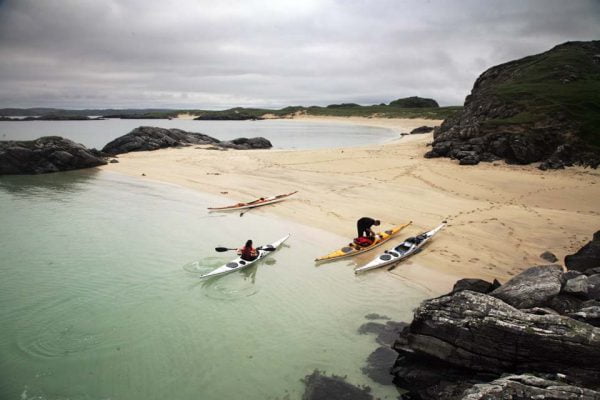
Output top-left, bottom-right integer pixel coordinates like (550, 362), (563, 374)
(389, 96), (439, 108)
(488, 42), (600, 147)
(1, 103), (461, 121)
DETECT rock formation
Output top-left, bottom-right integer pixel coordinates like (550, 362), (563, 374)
(0, 136), (107, 174)
(101, 126), (272, 155)
(389, 97), (439, 108)
(391, 258), (600, 398)
(302, 370), (373, 400)
(424, 41), (600, 169)
(565, 230), (600, 272)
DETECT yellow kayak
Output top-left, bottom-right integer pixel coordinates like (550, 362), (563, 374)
(315, 222), (412, 263)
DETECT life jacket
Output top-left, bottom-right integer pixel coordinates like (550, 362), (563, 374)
(353, 237), (373, 247)
(240, 246), (257, 260)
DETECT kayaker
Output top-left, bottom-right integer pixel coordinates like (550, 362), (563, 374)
(356, 217), (380, 240)
(238, 239), (259, 261)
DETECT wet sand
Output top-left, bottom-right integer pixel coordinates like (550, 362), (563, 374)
(101, 116), (600, 294)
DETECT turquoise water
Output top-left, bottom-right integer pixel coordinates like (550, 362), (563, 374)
(0, 171), (425, 399)
(0, 119), (397, 150)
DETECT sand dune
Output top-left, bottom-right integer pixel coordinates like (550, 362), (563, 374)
(101, 117), (600, 294)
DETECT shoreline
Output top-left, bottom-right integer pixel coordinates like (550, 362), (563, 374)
(100, 116), (600, 294)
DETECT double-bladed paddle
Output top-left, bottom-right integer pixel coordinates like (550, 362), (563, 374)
(214, 246), (275, 252)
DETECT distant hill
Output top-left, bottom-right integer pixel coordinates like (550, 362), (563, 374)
(425, 40), (600, 169)
(389, 96), (439, 108)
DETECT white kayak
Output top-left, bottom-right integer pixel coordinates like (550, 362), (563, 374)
(199, 234), (290, 279)
(355, 224), (444, 274)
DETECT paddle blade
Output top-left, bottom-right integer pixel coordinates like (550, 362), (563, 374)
(215, 247), (235, 252)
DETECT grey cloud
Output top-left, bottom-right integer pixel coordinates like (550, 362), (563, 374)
(0, 0), (598, 109)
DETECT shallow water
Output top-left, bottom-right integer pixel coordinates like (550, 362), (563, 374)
(0, 171), (425, 399)
(0, 119), (397, 150)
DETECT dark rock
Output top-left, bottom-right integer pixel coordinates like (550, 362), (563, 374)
(452, 278), (497, 294)
(392, 348), (498, 400)
(589, 275), (600, 300)
(585, 267), (600, 276)
(563, 275), (589, 297)
(565, 231), (600, 272)
(404, 290), (600, 387)
(549, 294), (584, 314)
(570, 306), (600, 328)
(460, 374), (600, 399)
(101, 126), (219, 155)
(562, 270), (583, 283)
(541, 251), (559, 263)
(361, 346), (398, 385)
(302, 370), (372, 400)
(219, 137), (273, 150)
(109, 159), (119, 163)
(101, 126), (272, 155)
(459, 155), (480, 165)
(0, 136), (107, 175)
(490, 264), (563, 309)
(424, 41), (600, 169)
(410, 126), (435, 134)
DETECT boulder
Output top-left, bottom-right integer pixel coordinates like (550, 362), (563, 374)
(410, 126), (435, 134)
(589, 275), (600, 300)
(452, 278), (499, 294)
(403, 290), (600, 387)
(563, 275), (589, 297)
(541, 251), (559, 263)
(585, 267), (600, 276)
(460, 374), (600, 400)
(549, 294), (584, 314)
(565, 231), (600, 272)
(101, 126), (273, 155)
(490, 265), (563, 309)
(361, 346), (398, 385)
(570, 306), (600, 328)
(0, 136), (107, 175)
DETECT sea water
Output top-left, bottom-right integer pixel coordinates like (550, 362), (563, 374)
(0, 171), (426, 399)
(0, 119), (398, 150)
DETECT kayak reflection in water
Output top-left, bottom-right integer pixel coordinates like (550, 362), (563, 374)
(238, 239), (259, 261)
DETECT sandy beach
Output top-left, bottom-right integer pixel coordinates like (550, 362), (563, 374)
(101, 116), (600, 294)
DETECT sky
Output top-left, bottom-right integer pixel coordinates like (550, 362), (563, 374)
(0, 0), (598, 110)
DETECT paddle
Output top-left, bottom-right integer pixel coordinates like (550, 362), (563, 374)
(214, 246), (276, 252)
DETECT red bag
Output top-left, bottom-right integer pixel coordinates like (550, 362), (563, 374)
(353, 237), (373, 247)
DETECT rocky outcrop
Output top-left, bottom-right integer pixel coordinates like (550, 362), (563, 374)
(461, 374), (600, 400)
(565, 231), (600, 272)
(424, 41), (600, 169)
(101, 126), (272, 155)
(489, 264), (563, 308)
(410, 126), (435, 134)
(0, 136), (107, 175)
(392, 262), (600, 399)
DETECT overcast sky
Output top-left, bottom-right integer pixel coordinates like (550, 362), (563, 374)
(0, 0), (598, 109)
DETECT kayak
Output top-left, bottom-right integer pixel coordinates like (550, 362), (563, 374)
(355, 223), (444, 274)
(208, 191), (298, 211)
(314, 222), (412, 263)
(199, 234), (290, 279)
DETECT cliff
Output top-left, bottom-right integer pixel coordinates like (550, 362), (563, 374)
(425, 41), (600, 169)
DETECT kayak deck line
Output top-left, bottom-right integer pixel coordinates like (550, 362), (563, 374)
(355, 223), (445, 274)
(314, 221), (412, 263)
(207, 191), (298, 211)
(199, 234), (290, 279)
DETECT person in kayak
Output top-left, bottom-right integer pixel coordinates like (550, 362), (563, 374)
(355, 217), (380, 246)
(238, 239), (259, 261)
